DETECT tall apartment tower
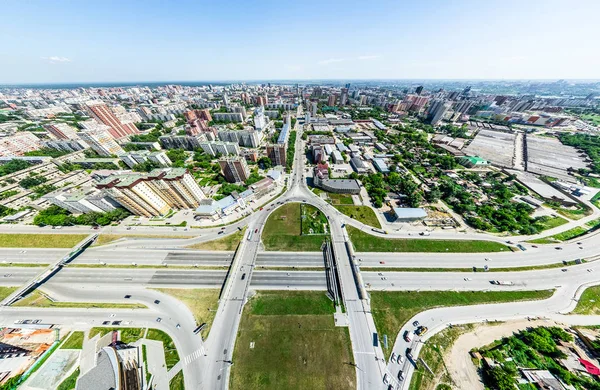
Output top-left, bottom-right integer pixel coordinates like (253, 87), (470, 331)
(327, 94), (337, 106)
(77, 129), (125, 156)
(85, 101), (139, 139)
(339, 88), (349, 106)
(218, 158), (250, 183)
(44, 123), (79, 140)
(266, 144), (287, 167)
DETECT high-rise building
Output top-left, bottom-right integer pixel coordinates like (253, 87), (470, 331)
(415, 86), (424, 95)
(119, 151), (172, 168)
(219, 158), (250, 183)
(78, 129), (125, 156)
(44, 123), (79, 140)
(96, 168), (206, 217)
(85, 101), (139, 139)
(430, 102), (452, 126)
(184, 109), (212, 123)
(266, 144), (287, 167)
(310, 102), (318, 117)
(198, 141), (240, 157)
(339, 88), (349, 106)
(43, 186), (120, 214)
(327, 94), (337, 106)
(253, 106), (267, 130)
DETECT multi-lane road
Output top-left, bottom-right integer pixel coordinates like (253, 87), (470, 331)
(2, 122), (600, 390)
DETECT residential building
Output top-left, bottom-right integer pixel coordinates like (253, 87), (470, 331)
(327, 94), (337, 106)
(43, 186), (120, 214)
(119, 151), (172, 168)
(43, 139), (89, 153)
(339, 88), (349, 106)
(254, 106), (268, 130)
(0, 132), (42, 157)
(213, 112), (244, 123)
(219, 158), (250, 183)
(96, 168), (206, 217)
(312, 145), (325, 164)
(218, 129), (260, 148)
(85, 101), (139, 138)
(158, 134), (207, 150)
(44, 123), (79, 140)
(266, 144), (287, 167)
(199, 141), (240, 157)
(78, 129), (125, 156)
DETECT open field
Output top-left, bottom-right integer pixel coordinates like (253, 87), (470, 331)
(262, 203), (329, 251)
(409, 324), (474, 390)
(327, 192), (354, 205)
(537, 216), (569, 230)
(169, 370), (184, 390)
(0, 234), (87, 248)
(186, 228), (245, 251)
(147, 328), (180, 370)
(347, 226), (511, 253)
(230, 291), (355, 390)
(334, 205), (381, 228)
(370, 290), (554, 358)
(60, 331), (84, 349)
(14, 290), (146, 309)
(89, 327), (145, 344)
(93, 234), (190, 246)
(573, 286), (600, 315)
(153, 288), (219, 337)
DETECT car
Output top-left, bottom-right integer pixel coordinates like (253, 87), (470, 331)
(412, 320), (419, 327)
(556, 247), (563, 250)
(126, 227), (132, 230)
(473, 266), (477, 272)
(391, 352), (397, 363)
(379, 261), (385, 264)
(577, 242), (582, 245)
(102, 321), (111, 325)
(154, 300), (160, 304)
(221, 227), (226, 230)
(124, 295), (131, 299)
(254, 229), (258, 233)
(156, 317), (162, 322)
(398, 370), (404, 381)
(383, 374), (390, 385)
(110, 313), (116, 317)
(416, 326), (428, 336)
(33, 320), (42, 324)
(406, 347), (413, 359)
(562, 268), (568, 272)
(397, 355), (404, 365)
(112, 321), (121, 325)
(464, 277), (472, 281)
(176, 323), (181, 328)
(484, 257), (490, 261)
(260, 207), (264, 211)
(531, 245), (538, 248)
(218, 231), (224, 235)
(241, 273), (246, 280)
(403, 330), (411, 342)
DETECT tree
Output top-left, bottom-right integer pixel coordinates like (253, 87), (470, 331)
(258, 156), (272, 169)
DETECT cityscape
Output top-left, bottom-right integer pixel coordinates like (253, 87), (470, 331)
(2, 1), (600, 390)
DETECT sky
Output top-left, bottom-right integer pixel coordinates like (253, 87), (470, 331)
(1, 0), (599, 84)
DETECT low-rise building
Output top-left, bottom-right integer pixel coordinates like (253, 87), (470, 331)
(392, 207), (427, 222)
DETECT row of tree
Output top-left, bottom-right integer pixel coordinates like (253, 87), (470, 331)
(33, 205), (130, 226)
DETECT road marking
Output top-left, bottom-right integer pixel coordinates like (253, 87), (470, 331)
(184, 349), (203, 365)
(355, 351), (376, 355)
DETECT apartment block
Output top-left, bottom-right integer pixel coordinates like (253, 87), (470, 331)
(119, 151), (172, 168)
(219, 158), (250, 183)
(85, 101), (139, 139)
(0, 132), (42, 157)
(43, 186), (120, 214)
(267, 144), (287, 167)
(44, 122), (80, 140)
(198, 141), (240, 157)
(96, 168), (206, 217)
(77, 129), (125, 156)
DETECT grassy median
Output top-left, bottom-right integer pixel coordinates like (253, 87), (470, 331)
(371, 289), (555, 358)
(262, 203), (329, 251)
(347, 226), (510, 253)
(230, 291), (355, 390)
(60, 331), (84, 349)
(14, 290), (146, 309)
(186, 228), (245, 251)
(153, 288), (219, 337)
(573, 285), (600, 315)
(93, 234), (190, 246)
(334, 205), (381, 228)
(0, 234), (87, 248)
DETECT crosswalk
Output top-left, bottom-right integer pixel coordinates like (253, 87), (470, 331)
(184, 349), (203, 365)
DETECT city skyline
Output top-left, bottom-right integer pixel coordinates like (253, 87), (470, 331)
(1, 0), (599, 84)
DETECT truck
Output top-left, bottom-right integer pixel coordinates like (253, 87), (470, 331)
(490, 280), (514, 286)
(371, 228), (388, 235)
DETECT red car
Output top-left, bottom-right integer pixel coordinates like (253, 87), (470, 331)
(260, 207), (263, 211)
(254, 229), (258, 233)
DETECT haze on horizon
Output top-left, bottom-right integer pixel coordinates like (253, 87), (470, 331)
(1, 0), (599, 84)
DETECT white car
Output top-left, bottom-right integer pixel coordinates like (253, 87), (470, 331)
(391, 352), (397, 363)
(464, 277), (472, 281)
(397, 355), (404, 364)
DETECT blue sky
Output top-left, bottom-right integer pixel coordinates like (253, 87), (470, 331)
(1, 0), (599, 83)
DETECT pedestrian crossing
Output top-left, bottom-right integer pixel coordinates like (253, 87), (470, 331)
(184, 349), (203, 364)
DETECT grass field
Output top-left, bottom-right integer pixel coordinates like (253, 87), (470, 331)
(14, 290), (146, 309)
(334, 205), (381, 228)
(153, 288), (220, 337)
(60, 331), (84, 349)
(147, 329), (180, 370)
(347, 226), (510, 253)
(528, 226), (588, 244)
(89, 327), (145, 344)
(262, 203), (329, 251)
(573, 286), (600, 315)
(0, 234), (87, 248)
(582, 113), (600, 126)
(409, 324), (473, 390)
(0, 287), (17, 301)
(370, 290), (554, 358)
(93, 234), (190, 246)
(230, 291), (355, 390)
(57, 367), (79, 390)
(327, 192), (354, 205)
(186, 228), (245, 251)
(169, 370), (185, 390)
(537, 216), (569, 230)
